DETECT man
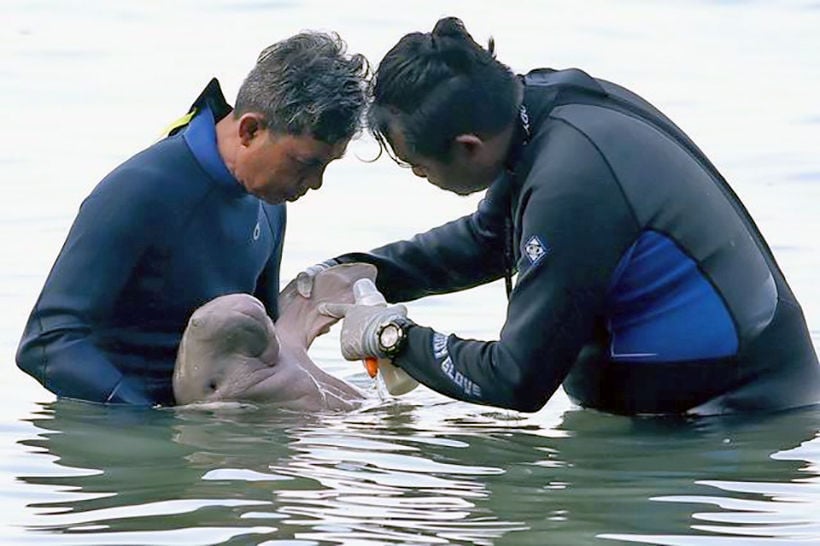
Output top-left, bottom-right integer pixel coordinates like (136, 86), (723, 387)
(309, 17), (820, 415)
(17, 32), (368, 405)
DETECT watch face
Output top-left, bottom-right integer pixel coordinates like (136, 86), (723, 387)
(379, 324), (401, 349)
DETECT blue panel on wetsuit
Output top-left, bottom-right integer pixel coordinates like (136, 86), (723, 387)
(607, 230), (738, 362)
(183, 105), (240, 190)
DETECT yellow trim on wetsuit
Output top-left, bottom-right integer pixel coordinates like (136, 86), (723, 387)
(160, 108), (198, 137)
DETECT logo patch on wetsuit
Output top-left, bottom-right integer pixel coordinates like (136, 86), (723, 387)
(523, 235), (549, 265)
(253, 222), (261, 241)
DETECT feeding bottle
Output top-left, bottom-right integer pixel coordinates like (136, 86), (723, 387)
(352, 279), (419, 396)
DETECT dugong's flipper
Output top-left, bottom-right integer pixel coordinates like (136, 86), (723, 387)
(173, 263), (378, 410)
(276, 263), (378, 348)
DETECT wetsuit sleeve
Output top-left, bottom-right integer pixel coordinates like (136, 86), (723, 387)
(334, 180), (510, 302)
(254, 205), (286, 320)
(16, 168), (164, 405)
(393, 121), (639, 411)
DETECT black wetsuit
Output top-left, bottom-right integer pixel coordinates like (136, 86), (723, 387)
(16, 80), (286, 405)
(336, 68), (820, 415)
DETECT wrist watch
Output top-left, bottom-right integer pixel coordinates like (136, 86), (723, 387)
(376, 317), (413, 358)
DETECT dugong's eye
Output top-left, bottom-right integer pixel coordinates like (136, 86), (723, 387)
(208, 381), (218, 392)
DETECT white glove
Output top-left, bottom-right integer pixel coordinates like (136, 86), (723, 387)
(319, 301), (408, 360)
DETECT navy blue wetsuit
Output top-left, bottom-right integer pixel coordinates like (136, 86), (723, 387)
(336, 68), (820, 415)
(17, 80), (286, 405)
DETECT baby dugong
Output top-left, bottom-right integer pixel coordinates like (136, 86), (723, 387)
(173, 263), (377, 411)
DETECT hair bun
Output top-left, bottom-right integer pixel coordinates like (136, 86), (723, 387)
(428, 16), (485, 71)
(431, 17), (470, 40)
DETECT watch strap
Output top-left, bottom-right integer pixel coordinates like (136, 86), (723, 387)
(377, 317), (414, 357)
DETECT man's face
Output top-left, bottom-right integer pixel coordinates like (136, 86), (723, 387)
(234, 123), (348, 205)
(386, 122), (500, 196)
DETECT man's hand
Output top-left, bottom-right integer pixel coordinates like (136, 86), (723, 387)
(319, 302), (408, 360)
(295, 259), (339, 298)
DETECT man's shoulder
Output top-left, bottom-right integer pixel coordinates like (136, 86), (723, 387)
(89, 135), (208, 206)
(107, 135), (198, 185)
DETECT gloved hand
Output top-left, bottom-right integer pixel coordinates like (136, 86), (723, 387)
(319, 301), (408, 360)
(295, 259), (339, 298)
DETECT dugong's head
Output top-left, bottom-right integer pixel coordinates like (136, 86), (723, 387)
(173, 293), (278, 405)
(173, 263), (379, 409)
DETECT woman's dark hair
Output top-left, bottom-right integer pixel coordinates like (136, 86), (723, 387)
(369, 17), (519, 163)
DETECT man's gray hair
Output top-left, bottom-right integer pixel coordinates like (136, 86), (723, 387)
(235, 32), (369, 144)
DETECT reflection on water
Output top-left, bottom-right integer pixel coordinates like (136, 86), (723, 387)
(12, 400), (820, 545)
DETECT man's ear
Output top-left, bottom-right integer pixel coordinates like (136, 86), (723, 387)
(453, 134), (485, 160)
(238, 113), (265, 146)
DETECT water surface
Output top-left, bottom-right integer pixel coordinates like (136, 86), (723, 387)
(2, 1), (819, 544)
